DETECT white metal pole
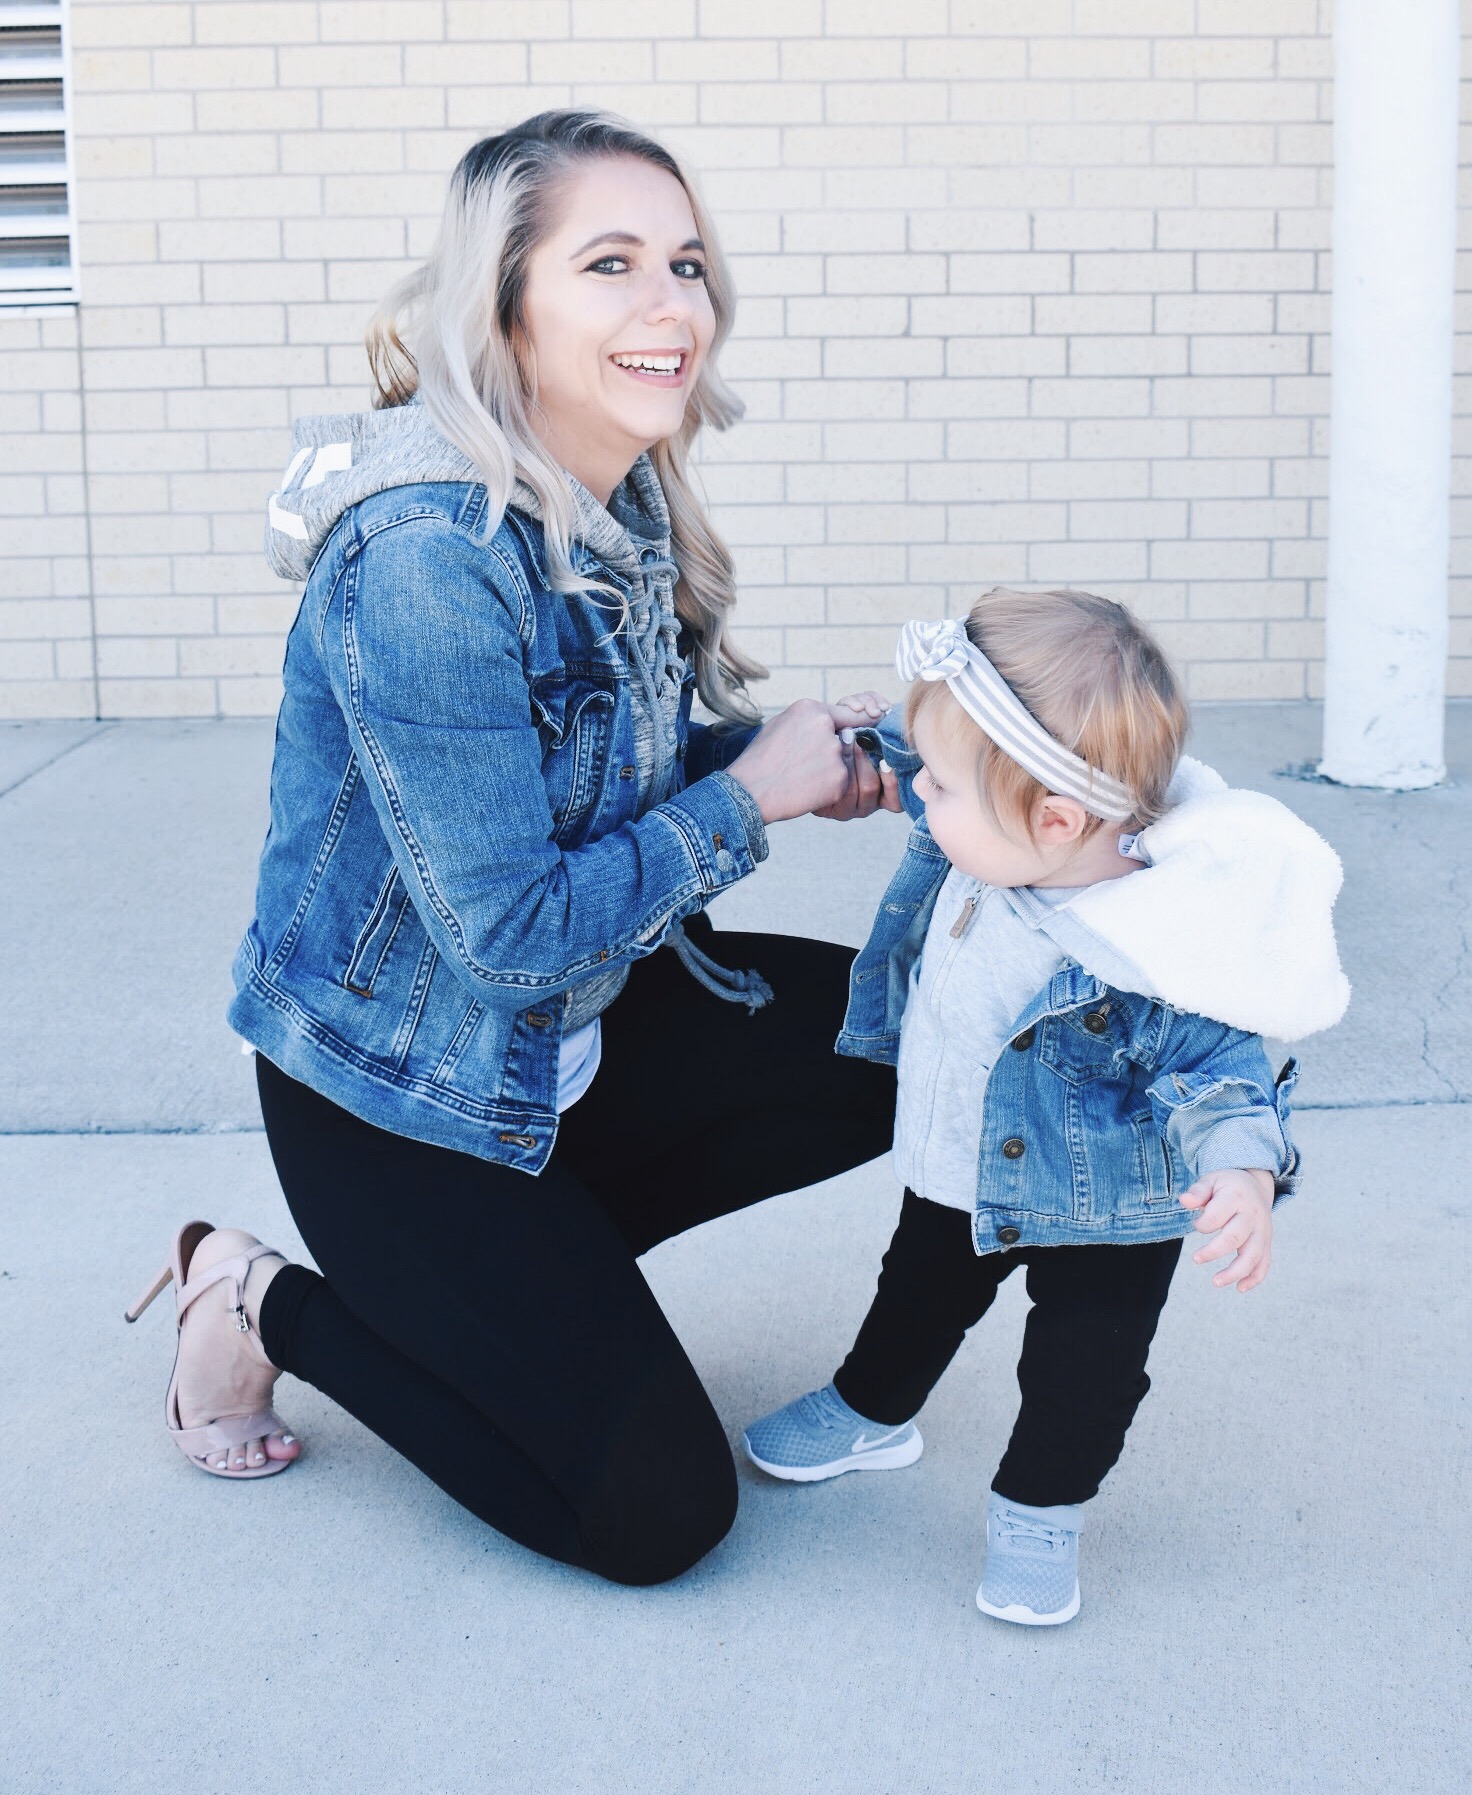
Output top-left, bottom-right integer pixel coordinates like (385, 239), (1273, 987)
(1320, 0), (1459, 789)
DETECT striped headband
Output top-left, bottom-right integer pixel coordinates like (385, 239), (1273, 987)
(895, 618), (1137, 823)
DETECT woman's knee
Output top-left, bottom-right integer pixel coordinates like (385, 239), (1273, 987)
(577, 1400), (739, 1587)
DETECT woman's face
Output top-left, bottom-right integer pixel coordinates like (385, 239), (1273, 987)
(519, 154), (716, 504)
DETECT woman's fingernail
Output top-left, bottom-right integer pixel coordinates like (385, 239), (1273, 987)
(281, 1435), (295, 1445)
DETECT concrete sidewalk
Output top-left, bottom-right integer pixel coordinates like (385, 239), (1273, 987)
(3, 705), (1469, 1794)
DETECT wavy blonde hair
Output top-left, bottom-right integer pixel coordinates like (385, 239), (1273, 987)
(366, 109), (763, 724)
(907, 587), (1188, 837)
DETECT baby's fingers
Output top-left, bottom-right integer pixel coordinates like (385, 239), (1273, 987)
(1192, 1222), (1249, 1266)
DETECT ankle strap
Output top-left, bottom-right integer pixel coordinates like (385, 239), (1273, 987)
(175, 1243), (279, 1331)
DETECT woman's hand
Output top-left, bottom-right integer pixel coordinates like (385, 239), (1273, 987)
(816, 690), (902, 819)
(1180, 1168), (1275, 1291)
(726, 700), (859, 824)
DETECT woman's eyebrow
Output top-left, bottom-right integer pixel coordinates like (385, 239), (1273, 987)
(569, 231), (706, 259)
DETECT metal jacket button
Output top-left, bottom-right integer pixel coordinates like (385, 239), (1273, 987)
(1083, 1010), (1108, 1035)
(526, 1012), (551, 1028)
(997, 1225), (1021, 1246)
(498, 1133), (537, 1149)
(1011, 1028), (1035, 1051)
(1002, 1137), (1025, 1159)
(619, 765), (636, 780)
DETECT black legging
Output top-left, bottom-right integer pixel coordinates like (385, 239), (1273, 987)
(255, 916), (896, 1586)
(833, 1190), (1182, 1507)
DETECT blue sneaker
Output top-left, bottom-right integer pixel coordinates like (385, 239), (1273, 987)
(975, 1492), (1083, 1626)
(743, 1383), (923, 1482)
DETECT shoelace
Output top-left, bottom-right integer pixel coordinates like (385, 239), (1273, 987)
(796, 1388), (849, 1433)
(995, 1513), (1070, 1555)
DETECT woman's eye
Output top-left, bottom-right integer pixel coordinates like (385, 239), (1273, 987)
(671, 257), (706, 281)
(586, 255), (631, 275)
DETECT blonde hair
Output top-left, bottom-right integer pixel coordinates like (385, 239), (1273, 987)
(906, 587), (1187, 837)
(365, 110), (763, 725)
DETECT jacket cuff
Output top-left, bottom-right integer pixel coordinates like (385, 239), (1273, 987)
(660, 768), (769, 895)
(1192, 1113), (1297, 1198)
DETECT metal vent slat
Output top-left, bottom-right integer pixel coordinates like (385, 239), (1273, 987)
(0, 1), (71, 305)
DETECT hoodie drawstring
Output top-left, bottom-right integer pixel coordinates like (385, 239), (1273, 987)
(669, 923), (775, 1015)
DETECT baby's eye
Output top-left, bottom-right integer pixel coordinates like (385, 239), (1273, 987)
(671, 257), (706, 281)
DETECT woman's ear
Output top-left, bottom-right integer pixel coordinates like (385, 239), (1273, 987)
(1034, 794), (1089, 845)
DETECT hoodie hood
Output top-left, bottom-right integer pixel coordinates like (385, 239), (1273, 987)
(1028, 756), (1351, 1042)
(263, 399), (671, 584)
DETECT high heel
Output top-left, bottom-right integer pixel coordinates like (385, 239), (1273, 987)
(126, 1219), (296, 1479)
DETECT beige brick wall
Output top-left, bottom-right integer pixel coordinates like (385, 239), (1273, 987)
(1, 0), (1468, 716)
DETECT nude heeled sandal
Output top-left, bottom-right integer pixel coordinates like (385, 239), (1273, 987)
(125, 1219), (295, 1480)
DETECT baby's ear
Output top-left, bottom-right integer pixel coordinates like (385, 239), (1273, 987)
(1035, 794), (1089, 842)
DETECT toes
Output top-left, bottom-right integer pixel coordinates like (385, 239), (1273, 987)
(264, 1429), (301, 1462)
(244, 1436), (267, 1469)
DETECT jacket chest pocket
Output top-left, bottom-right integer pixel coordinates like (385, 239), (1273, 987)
(1037, 1004), (1117, 1086)
(530, 676), (619, 843)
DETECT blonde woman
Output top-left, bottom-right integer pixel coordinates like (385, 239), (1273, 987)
(126, 112), (898, 1584)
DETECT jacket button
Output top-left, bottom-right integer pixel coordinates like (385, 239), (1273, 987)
(1002, 1137), (1025, 1159)
(619, 765), (636, 780)
(526, 1011), (551, 1028)
(1011, 1028), (1035, 1051)
(997, 1225), (1021, 1246)
(498, 1133), (537, 1149)
(1083, 1010), (1108, 1035)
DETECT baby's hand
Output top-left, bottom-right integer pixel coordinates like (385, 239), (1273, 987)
(1179, 1168), (1275, 1292)
(828, 690), (890, 730)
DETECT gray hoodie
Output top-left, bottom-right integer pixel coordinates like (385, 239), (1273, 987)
(265, 399), (685, 816)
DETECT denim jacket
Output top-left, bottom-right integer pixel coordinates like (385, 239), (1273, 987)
(836, 712), (1348, 1256)
(230, 449), (763, 1171)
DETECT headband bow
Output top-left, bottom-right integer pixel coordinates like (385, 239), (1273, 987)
(895, 617), (1137, 823)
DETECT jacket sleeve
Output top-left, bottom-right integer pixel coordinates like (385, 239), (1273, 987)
(875, 704), (927, 821)
(684, 715), (760, 781)
(1146, 1022), (1300, 1197)
(316, 512), (768, 996)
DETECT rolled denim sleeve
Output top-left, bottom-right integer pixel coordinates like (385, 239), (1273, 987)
(875, 704), (927, 821)
(685, 716), (760, 780)
(317, 512), (767, 995)
(1147, 1030), (1300, 1198)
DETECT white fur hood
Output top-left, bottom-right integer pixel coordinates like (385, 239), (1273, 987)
(1038, 757), (1351, 1042)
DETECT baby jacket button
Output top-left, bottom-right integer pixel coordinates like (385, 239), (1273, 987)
(997, 1225), (1021, 1246)
(1083, 1010), (1109, 1035)
(1011, 1028), (1035, 1051)
(1001, 1136), (1025, 1160)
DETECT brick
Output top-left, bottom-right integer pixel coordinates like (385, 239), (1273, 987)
(1074, 0), (1193, 26)
(154, 135), (280, 180)
(79, 178), (196, 224)
(1151, 542), (1269, 580)
(0, 680), (96, 719)
(905, 39), (1026, 80)
(1035, 295), (1153, 336)
(1153, 378), (1276, 418)
(825, 165), (951, 208)
(1157, 211), (1277, 252)
(699, 81), (822, 125)
(698, 0), (823, 34)
(825, 83), (947, 125)
(1153, 460), (1271, 499)
(198, 2), (324, 43)
(1197, 167), (1318, 210)
(71, 6), (193, 50)
(1032, 211), (1155, 252)
(1069, 419), (1190, 459)
(78, 307), (162, 349)
(1074, 252), (1194, 295)
(1027, 542), (1149, 583)
(97, 638), (178, 678)
(327, 87), (444, 130)
(1188, 662), (1305, 701)
(951, 0), (1071, 31)
(74, 49), (153, 90)
(909, 378), (1027, 420)
(821, 422), (943, 462)
(1198, 83), (1322, 125)
(1069, 500), (1187, 541)
(1074, 167), (1193, 209)
(1189, 582), (1308, 620)
(826, 504), (947, 545)
(784, 379), (905, 420)
(1191, 499), (1308, 539)
(159, 220), (283, 262)
(1153, 39), (1274, 80)
(947, 420), (1068, 461)
(202, 89), (323, 133)
(1197, 0), (1319, 31)
(164, 305), (287, 347)
(80, 347), (204, 391)
(785, 297), (908, 337)
(318, 1), (445, 39)
(946, 503), (1068, 544)
(72, 92), (194, 135)
(94, 596), (212, 636)
(445, 2), (571, 37)
(950, 253), (1070, 295)
(1191, 336), (1311, 377)
(823, 0), (948, 31)
(1030, 460), (1150, 501)
(1074, 81), (1196, 125)
(906, 125), (1027, 168)
(658, 40), (779, 82)
(1070, 336), (1188, 377)
(906, 211), (1029, 254)
(945, 338), (1065, 377)
(1155, 295), (1275, 335)
(825, 253), (946, 296)
(781, 125), (907, 168)
(1032, 377), (1152, 419)
(948, 168), (1072, 209)
(825, 586), (946, 625)
(1027, 124), (1152, 167)
(98, 678), (217, 718)
(0, 598), (90, 640)
(1198, 252), (1317, 293)
(1191, 419), (1310, 458)
(784, 211), (906, 255)
(152, 48), (281, 90)
(785, 463), (906, 504)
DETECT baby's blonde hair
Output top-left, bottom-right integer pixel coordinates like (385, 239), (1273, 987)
(905, 587), (1187, 838)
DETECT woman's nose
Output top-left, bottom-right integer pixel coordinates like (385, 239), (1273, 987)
(642, 266), (694, 326)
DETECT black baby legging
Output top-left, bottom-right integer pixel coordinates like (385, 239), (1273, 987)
(255, 918), (896, 1587)
(833, 1189), (1182, 1508)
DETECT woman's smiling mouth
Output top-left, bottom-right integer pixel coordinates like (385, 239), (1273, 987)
(610, 350), (688, 385)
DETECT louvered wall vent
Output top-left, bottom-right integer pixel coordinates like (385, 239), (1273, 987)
(0, 0), (74, 306)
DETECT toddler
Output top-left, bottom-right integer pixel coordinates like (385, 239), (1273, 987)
(744, 589), (1349, 1625)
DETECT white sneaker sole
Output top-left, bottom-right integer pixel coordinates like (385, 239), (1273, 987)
(975, 1582), (1081, 1626)
(743, 1428), (924, 1482)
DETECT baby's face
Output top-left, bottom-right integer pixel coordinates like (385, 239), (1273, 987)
(911, 706), (1055, 889)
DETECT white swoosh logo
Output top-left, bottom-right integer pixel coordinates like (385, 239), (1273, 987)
(850, 1427), (909, 1454)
